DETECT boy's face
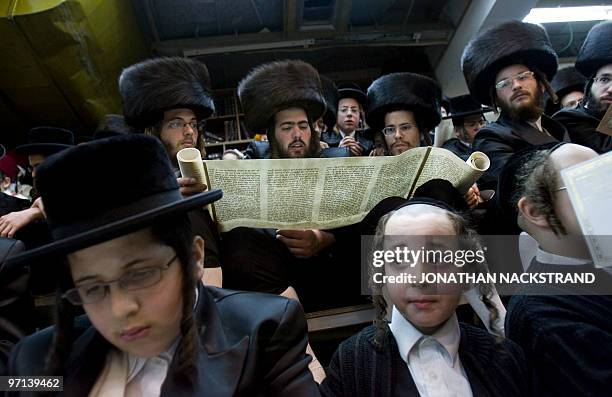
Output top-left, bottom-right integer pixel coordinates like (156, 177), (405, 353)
(382, 207), (462, 335)
(67, 228), (201, 358)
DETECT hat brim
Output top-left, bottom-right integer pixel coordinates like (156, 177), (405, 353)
(15, 143), (73, 156)
(2, 189), (223, 270)
(443, 107), (494, 120)
(338, 89), (367, 106)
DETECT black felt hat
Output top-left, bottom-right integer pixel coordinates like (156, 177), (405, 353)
(0, 144), (5, 159)
(238, 60), (326, 133)
(320, 76), (339, 130)
(444, 95), (492, 120)
(360, 179), (467, 235)
(461, 20), (558, 106)
(366, 72), (442, 132)
(337, 83), (367, 107)
(15, 127), (74, 156)
(119, 57), (215, 129)
(546, 67), (587, 111)
(94, 114), (135, 140)
(4, 134), (222, 268)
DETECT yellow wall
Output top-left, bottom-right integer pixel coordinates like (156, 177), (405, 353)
(0, 0), (148, 141)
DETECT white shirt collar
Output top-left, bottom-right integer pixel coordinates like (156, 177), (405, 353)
(536, 247), (591, 266)
(389, 305), (460, 366)
(339, 129), (356, 139)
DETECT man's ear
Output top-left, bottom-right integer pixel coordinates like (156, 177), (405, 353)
(192, 235), (205, 279)
(517, 196), (549, 229)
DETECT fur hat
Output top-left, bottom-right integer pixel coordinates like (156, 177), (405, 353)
(337, 83), (367, 107)
(575, 20), (612, 78)
(462, 20), (558, 106)
(119, 57), (215, 129)
(4, 134), (222, 268)
(237, 60), (326, 132)
(16, 127), (74, 156)
(366, 72), (442, 132)
(320, 76), (339, 130)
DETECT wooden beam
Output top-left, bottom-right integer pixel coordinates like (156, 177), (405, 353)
(143, 0), (160, 44)
(333, 0), (352, 34)
(284, 0), (299, 38)
(153, 21), (453, 54)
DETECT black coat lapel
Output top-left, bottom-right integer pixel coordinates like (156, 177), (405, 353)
(63, 326), (111, 397)
(161, 285), (249, 396)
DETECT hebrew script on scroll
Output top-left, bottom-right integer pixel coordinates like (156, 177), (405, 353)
(203, 147), (489, 231)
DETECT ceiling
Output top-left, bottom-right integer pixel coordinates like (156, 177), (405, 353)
(2, 0), (610, 147)
(130, 0), (463, 88)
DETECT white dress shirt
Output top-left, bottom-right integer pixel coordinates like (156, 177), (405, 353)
(389, 306), (473, 397)
(339, 129), (356, 139)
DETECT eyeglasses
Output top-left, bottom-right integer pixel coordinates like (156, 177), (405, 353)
(593, 74), (611, 88)
(382, 123), (417, 136)
(63, 254), (178, 305)
(166, 120), (205, 132)
(495, 71), (535, 91)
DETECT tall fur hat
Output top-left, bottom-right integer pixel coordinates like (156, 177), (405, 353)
(119, 57), (215, 129)
(237, 60), (326, 132)
(461, 20), (558, 106)
(575, 20), (612, 78)
(320, 76), (339, 130)
(366, 72), (442, 132)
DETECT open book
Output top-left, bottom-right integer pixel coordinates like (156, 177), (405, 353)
(202, 147), (489, 231)
(561, 150), (612, 268)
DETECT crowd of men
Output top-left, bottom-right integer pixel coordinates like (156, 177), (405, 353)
(0, 18), (611, 396)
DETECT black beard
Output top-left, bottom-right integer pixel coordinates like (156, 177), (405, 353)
(270, 138), (320, 159)
(583, 90), (609, 119)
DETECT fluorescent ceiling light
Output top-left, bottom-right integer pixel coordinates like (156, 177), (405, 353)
(523, 6), (612, 23)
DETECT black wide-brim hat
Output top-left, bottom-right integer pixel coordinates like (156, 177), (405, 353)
(16, 127), (75, 156)
(238, 60), (326, 133)
(575, 20), (612, 78)
(119, 57), (215, 129)
(444, 94), (492, 120)
(366, 72), (442, 132)
(337, 83), (368, 107)
(3, 134), (222, 269)
(461, 20), (558, 106)
(546, 66), (587, 110)
(360, 179), (468, 235)
(320, 75), (339, 130)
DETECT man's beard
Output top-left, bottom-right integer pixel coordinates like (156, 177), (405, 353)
(270, 137), (320, 159)
(584, 89), (610, 119)
(501, 88), (544, 122)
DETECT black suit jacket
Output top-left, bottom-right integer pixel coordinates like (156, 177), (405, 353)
(441, 138), (473, 161)
(321, 131), (373, 156)
(473, 113), (569, 190)
(8, 285), (320, 397)
(321, 323), (528, 397)
(553, 103), (612, 154)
